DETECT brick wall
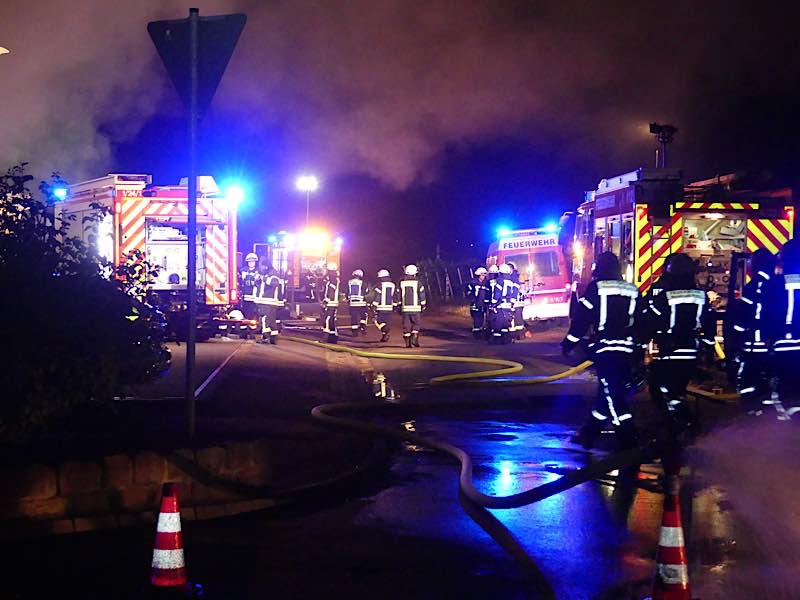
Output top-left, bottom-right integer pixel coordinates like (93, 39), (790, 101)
(0, 439), (277, 538)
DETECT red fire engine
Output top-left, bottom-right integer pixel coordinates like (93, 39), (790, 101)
(62, 174), (239, 335)
(569, 169), (795, 309)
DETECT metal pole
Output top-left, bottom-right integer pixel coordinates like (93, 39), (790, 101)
(185, 7), (199, 438)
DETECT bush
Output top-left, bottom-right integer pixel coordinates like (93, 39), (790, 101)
(0, 165), (169, 443)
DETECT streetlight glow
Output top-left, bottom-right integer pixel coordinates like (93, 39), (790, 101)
(295, 175), (319, 192)
(52, 187), (68, 200)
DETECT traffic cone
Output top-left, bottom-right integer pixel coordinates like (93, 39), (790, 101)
(651, 469), (691, 599)
(148, 482), (197, 597)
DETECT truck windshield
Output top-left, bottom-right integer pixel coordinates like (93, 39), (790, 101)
(505, 251), (562, 279)
(530, 251), (561, 277)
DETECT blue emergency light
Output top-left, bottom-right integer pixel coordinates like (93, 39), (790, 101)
(225, 184), (245, 204)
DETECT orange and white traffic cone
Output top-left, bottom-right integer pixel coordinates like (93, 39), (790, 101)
(651, 469), (691, 600)
(148, 482), (201, 597)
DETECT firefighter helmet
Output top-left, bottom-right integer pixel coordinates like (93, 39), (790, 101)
(475, 267), (488, 276)
(404, 264), (418, 276)
(352, 269), (364, 278)
(327, 262), (338, 271)
(506, 261), (516, 271)
(488, 265), (499, 273)
(499, 264), (512, 274)
(377, 269), (390, 278)
(245, 252), (258, 262)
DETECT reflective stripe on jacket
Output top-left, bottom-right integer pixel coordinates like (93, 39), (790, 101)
(348, 278), (367, 306)
(373, 281), (397, 312)
(400, 278), (426, 313)
(254, 274), (282, 306)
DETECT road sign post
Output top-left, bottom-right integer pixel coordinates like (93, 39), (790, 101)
(186, 8), (198, 438)
(148, 9), (246, 438)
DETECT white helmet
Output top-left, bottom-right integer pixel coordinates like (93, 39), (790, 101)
(488, 265), (499, 273)
(475, 267), (488, 276)
(352, 269), (364, 278)
(404, 264), (418, 276)
(506, 261), (516, 271)
(327, 262), (338, 271)
(377, 269), (390, 278)
(499, 264), (512, 274)
(245, 252), (258, 262)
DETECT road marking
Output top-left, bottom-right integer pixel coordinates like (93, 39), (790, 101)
(194, 342), (246, 399)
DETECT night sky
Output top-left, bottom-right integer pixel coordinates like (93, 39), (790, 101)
(3, 1), (800, 275)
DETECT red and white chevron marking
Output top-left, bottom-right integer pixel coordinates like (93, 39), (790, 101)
(118, 194), (231, 304)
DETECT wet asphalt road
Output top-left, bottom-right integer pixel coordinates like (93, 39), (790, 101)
(6, 313), (771, 599)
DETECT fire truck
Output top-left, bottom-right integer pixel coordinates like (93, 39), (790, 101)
(486, 226), (572, 322)
(570, 168), (795, 309)
(255, 227), (343, 315)
(62, 173), (239, 337)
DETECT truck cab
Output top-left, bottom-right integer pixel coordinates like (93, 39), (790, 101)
(487, 227), (572, 322)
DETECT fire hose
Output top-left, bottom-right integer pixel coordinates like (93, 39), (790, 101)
(282, 334), (657, 595)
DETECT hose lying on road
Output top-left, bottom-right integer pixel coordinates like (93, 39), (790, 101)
(310, 399), (653, 509)
(285, 333), (652, 506)
(286, 333), (656, 593)
(283, 334), (592, 386)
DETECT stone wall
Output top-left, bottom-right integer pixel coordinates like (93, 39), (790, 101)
(0, 439), (278, 538)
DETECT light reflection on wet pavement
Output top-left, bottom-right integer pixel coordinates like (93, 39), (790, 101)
(365, 408), (761, 599)
(368, 412), (668, 598)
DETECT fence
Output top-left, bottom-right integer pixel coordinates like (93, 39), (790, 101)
(417, 260), (478, 304)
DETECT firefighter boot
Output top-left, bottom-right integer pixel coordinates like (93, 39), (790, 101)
(380, 331), (390, 343)
(270, 334), (278, 345)
(404, 335), (412, 348)
(473, 330), (481, 340)
(327, 334), (338, 345)
(411, 332), (420, 348)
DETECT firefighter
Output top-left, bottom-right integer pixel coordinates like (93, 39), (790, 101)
(732, 248), (781, 416)
(321, 262), (341, 344)
(490, 264), (515, 344)
(254, 260), (282, 344)
(645, 253), (716, 434)
(239, 252), (260, 320)
(561, 252), (641, 450)
(372, 269), (396, 342)
(774, 240), (800, 414)
(276, 269), (288, 333)
(400, 264), (427, 347)
(466, 267), (490, 339)
(508, 261), (525, 340)
(347, 269), (368, 336)
(486, 264), (501, 340)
